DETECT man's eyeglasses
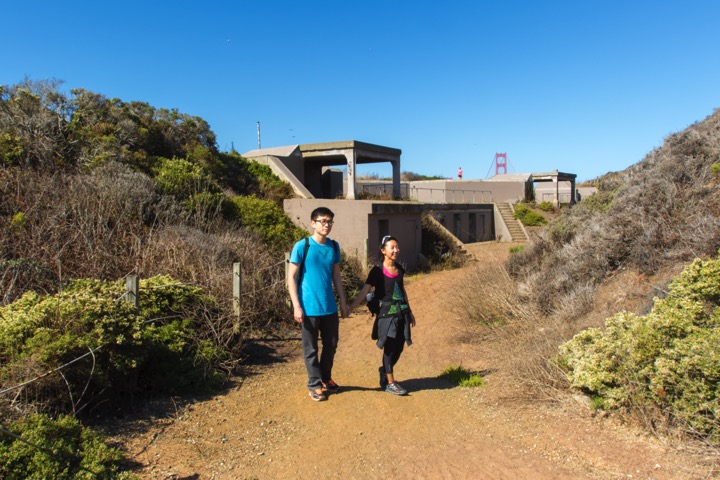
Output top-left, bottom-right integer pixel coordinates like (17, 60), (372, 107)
(313, 219), (334, 226)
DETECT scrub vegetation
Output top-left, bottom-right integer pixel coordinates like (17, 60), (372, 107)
(0, 79), (470, 477)
(0, 79), (327, 478)
(458, 107), (720, 443)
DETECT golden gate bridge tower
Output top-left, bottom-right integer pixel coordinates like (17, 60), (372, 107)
(495, 152), (507, 175)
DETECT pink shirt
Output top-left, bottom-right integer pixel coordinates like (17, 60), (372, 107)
(383, 265), (399, 278)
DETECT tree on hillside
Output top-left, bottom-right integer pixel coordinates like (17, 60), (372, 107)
(0, 79), (74, 168)
(0, 79), (220, 173)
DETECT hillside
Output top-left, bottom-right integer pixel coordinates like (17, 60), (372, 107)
(485, 108), (720, 445)
(508, 108), (720, 317)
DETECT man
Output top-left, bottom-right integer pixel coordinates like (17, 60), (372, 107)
(288, 207), (349, 402)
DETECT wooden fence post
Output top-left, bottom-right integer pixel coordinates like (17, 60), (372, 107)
(284, 253), (291, 308)
(125, 275), (139, 308)
(233, 263), (241, 332)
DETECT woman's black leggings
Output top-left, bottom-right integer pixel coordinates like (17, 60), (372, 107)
(382, 335), (405, 375)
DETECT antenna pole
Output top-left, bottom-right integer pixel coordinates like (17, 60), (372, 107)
(257, 121), (261, 149)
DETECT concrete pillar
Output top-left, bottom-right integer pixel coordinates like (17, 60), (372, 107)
(392, 160), (401, 199)
(345, 149), (357, 199)
(554, 175), (560, 206)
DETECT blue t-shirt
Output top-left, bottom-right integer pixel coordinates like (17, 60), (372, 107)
(290, 237), (341, 316)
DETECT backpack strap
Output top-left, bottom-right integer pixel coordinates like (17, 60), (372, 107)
(298, 237), (310, 285)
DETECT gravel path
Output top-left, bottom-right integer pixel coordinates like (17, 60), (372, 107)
(114, 242), (713, 479)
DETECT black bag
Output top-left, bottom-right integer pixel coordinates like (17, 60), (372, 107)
(367, 294), (380, 315)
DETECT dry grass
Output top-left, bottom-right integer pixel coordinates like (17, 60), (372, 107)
(465, 109), (720, 445)
(0, 164), (295, 358)
(508, 108), (720, 317)
(455, 258), (575, 400)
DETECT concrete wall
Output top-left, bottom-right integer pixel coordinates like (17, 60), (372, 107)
(366, 211), (422, 267)
(535, 184), (598, 203)
(284, 199), (425, 270)
(409, 180), (528, 204)
(284, 200), (496, 271)
(430, 205), (495, 243)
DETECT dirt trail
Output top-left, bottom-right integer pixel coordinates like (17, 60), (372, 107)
(116, 243), (711, 479)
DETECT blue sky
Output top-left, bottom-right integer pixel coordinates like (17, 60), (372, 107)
(3, 1), (719, 182)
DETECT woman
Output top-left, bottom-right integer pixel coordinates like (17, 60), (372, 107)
(350, 235), (416, 395)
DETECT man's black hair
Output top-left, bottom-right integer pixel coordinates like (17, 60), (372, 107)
(311, 206), (335, 220)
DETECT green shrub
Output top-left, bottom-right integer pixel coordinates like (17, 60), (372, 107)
(575, 188), (616, 213)
(244, 161), (295, 205)
(558, 254), (720, 437)
(513, 204), (547, 226)
(537, 201), (554, 212)
(509, 245), (525, 255)
(0, 132), (24, 166)
(0, 275), (227, 414)
(711, 162), (720, 175)
(224, 195), (306, 250)
(214, 152), (294, 203)
(152, 157), (219, 199)
(0, 414), (133, 480)
(246, 159), (279, 185)
(401, 171), (444, 181)
(439, 365), (485, 388)
(10, 212), (28, 230)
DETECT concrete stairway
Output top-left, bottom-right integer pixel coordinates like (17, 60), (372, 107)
(496, 203), (529, 242)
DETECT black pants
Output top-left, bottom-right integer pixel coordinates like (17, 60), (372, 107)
(382, 335), (405, 375)
(301, 313), (339, 390)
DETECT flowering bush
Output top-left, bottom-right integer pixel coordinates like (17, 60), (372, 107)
(558, 254), (720, 436)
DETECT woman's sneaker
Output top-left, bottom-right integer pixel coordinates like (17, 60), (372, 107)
(385, 382), (407, 395)
(379, 366), (388, 390)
